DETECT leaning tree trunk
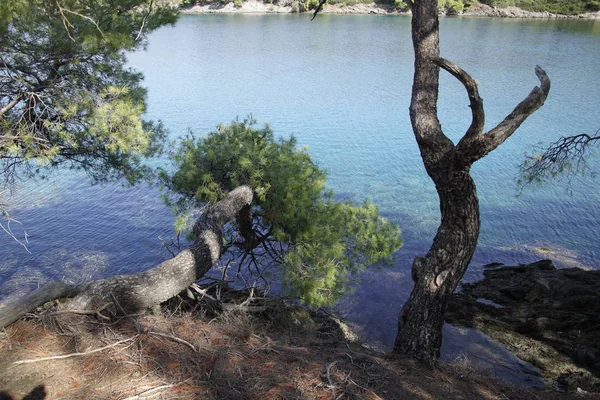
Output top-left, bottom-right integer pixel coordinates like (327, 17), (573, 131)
(394, 165), (479, 364)
(0, 186), (253, 329)
(393, 0), (550, 365)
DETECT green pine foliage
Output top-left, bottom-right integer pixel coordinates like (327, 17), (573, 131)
(161, 119), (402, 307)
(0, 0), (178, 185)
(479, 0), (599, 14)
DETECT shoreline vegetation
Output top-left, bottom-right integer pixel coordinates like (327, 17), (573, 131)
(178, 0), (600, 19)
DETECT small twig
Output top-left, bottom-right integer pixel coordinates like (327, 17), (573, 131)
(158, 235), (178, 258)
(52, 302), (113, 320)
(326, 360), (339, 387)
(55, 0), (75, 41)
(111, 292), (128, 315)
(0, 204), (31, 253)
(121, 383), (174, 400)
(346, 376), (371, 393)
(148, 331), (197, 353)
(13, 335), (138, 365)
(220, 304), (267, 313)
(56, 1), (106, 40)
(246, 340), (280, 356)
(345, 352), (355, 365)
(135, 0), (154, 41)
(190, 283), (218, 302)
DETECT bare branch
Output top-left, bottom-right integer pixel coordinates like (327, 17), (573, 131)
(0, 193), (31, 253)
(326, 360), (339, 387)
(311, 0), (327, 21)
(433, 58), (485, 143)
(519, 130), (600, 188)
(55, 0), (76, 41)
(135, 0), (154, 41)
(13, 335), (138, 364)
(0, 92), (24, 119)
(474, 66), (550, 162)
(148, 331), (197, 352)
(55, 0), (106, 41)
(51, 302), (113, 320)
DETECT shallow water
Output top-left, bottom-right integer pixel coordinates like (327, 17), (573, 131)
(2, 14), (600, 384)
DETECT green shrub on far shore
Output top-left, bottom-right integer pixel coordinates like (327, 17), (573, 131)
(307, 0), (320, 9)
(439, 0), (465, 12)
(393, 0), (410, 9)
(179, 0), (598, 13)
(480, 0), (598, 14)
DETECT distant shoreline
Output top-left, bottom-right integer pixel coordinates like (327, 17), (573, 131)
(180, 1), (600, 19)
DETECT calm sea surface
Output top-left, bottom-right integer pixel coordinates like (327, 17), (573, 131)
(2, 14), (600, 383)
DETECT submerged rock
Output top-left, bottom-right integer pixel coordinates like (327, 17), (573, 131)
(447, 260), (600, 392)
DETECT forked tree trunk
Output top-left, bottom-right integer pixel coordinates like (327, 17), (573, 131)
(393, 0), (550, 365)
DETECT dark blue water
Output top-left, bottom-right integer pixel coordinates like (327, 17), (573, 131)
(2, 14), (599, 383)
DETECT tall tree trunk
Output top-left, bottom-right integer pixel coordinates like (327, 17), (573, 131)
(393, 0), (550, 365)
(394, 165), (479, 364)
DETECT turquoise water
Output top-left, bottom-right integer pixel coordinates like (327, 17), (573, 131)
(2, 14), (600, 382)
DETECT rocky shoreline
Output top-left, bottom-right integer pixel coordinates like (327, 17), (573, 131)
(181, 1), (600, 19)
(462, 3), (600, 18)
(447, 260), (600, 392)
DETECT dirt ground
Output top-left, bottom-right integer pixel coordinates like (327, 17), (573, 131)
(1, 296), (598, 400)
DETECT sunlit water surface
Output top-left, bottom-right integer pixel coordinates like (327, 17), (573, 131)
(2, 15), (600, 385)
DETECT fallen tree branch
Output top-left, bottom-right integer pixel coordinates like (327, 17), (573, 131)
(13, 335), (138, 365)
(326, 360), (339, 387)
(122, 383), (175, 400)
(148, 331), (197, 353)
(51, 302), (113, 320)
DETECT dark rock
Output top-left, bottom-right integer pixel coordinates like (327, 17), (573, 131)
(447, 260), (600, 392)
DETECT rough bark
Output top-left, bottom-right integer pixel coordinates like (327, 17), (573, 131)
(0, 282), (83, 330)
(0, 186), (253, 328)
(66, 185), (253, 313)
(393, 0), (550, 366)
(236, 204), (260, 251)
